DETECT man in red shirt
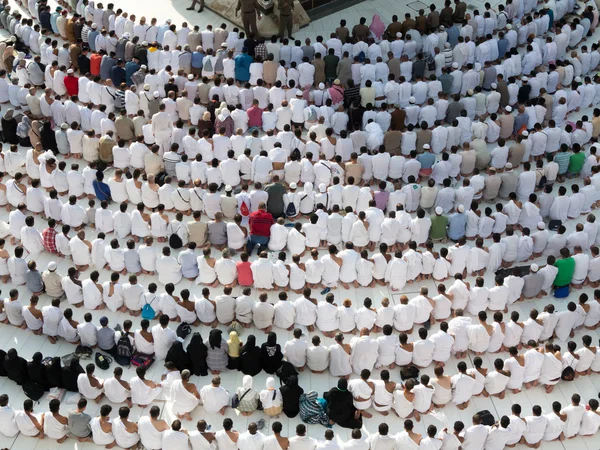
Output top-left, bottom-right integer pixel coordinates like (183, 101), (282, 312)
(247, 202), (274, 255)
(90, 52), (102, 76)
(42, 218), (58, 254)
(246, 99), (263, 131)
(64, 69), (79, 96)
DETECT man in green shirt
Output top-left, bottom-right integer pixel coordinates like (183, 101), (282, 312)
(568, 145), (585, 176)
(554, 247), (575, 288)
(430, 207), (449, 241)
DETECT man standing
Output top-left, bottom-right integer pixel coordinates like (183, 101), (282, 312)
(186, 0), (204, 12)
(236, 0), (259, 37)
(278, 0), (294, 39)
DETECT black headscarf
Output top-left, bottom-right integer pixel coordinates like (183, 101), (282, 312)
(46, 356), (63, 388)
(165, 340), (190, 372)
(324, 378), (362, 429)
(279, 374), (304, 418)
(209, 329), (222, 349)
(0, 349), (6, 377)
(40, 120), (57, 152)
(3, 348), (28, 385)
(187, 332), (208, 377)
(62, 357), (84, 392)
(239, 334), (262, 376)
(27, 352), (48, 389)
(260, 332), (283, 374)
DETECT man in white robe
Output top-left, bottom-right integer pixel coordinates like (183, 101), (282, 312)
(350, 329), (379, 374)
(77, 364), (104, 402)
(104, 367), (132, 407)
(250, 253), (274, 290)
(283, 328), (308, 369)
(151, 315), (177, 360)
(199, 377), (230, 415)
(170, 370), (200, 420)
(130, 367), (162, 407)
(20, 218), (44, 259)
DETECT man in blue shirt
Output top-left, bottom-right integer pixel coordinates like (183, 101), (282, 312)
(93, 171), (112, 201)
(110, 59), (126, 87)
(447, 204), (466, 241)
(234, 47), (253, 83)
(124, 57), (140, 86)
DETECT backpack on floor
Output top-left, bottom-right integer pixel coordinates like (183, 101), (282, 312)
(23, 380), (45, 402)
(115, 333), (134, 366)
(477, 410), (495, 426)
(95, 352), (112, 370)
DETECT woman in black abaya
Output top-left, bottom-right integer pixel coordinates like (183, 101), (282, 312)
(165, 340), (190, 372)
(238, 335), (262, 376)
(260, 331), (283, 374)
(27, 352), (48, 389)
(46, 356), (63, 388)
(324, 378), (363, 429)
(40, 120), (57, 153)
(62, 357), (84, 392)
(279, 374), (304, 418)
(3, 348), (29, 385)
(187, 332), (209, 377)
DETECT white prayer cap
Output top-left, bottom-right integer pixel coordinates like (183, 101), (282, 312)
(92, 23), (98, 29)
(522, 130), (529, 137)
(530, 263), (539, 272)
(440, 25), (445, 30)
(575, 76), (582, 83)
(60, 123), (68, 130)
(290, 182), (297, 189)
(123, 32), (130, 38)
(48, 261), (57, 271)
(319, 183), (326, 193)
(452, 62), (459, 68)
(188, 74), (194, 80)
(467, 88), (474, 95)
(318, 83), (325, 89)
(142, 41), (148, 46)
(409, 96), (416, 104)
(505, 162), (513, 169)
(143, 84), (150, 90)
(435, 206), (443, 215)
(535, 222), (546, 231)
(396, 32), (402, 38)
(521, 76), (528, 82)
(444, 42), (450, 48)
(474, 63), (481, 71)
(423, 144), (430, 149)
(225, 185), (232, 192)
(457, 205), (465, 212)
(491, 82), (497, 89)
(166, 19), (172, 23)
(505, 106), (512, 112)
(506, 24), (512, 29)
(141, 65), (147, 70)
(67, 68), (74, 74)
(221, 42), (227, 47)
(153, 91), (160, 97)
(296, 90), (303, 97)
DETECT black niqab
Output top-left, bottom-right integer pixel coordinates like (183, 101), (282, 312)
(187, 332), (208, 377)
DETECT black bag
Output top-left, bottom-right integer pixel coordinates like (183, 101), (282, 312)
(23, 380), (45, 401)
(477, 409), (495, 426)
(176, 322), (191, 339)
(75, 345), (93, 359)
(169, 232), (183, 249)
(114, 333), (134, 366)
(400, 365), (420, 381)
(95, 352), (112, 370)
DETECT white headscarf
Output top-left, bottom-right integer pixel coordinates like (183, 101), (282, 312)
(259, 377), (282, 408)
(242, 375), (253, 390)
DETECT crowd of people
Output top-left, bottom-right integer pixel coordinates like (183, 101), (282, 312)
(1, 0), (600, 447)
